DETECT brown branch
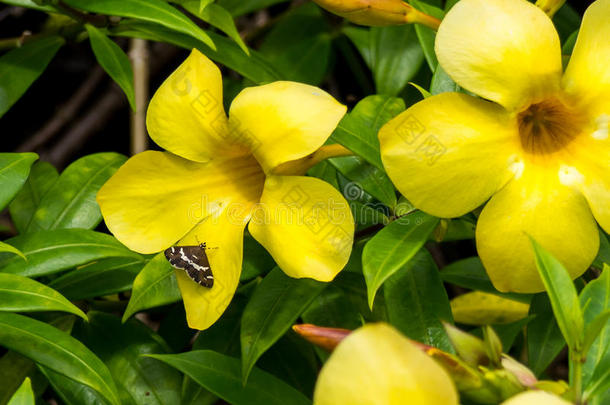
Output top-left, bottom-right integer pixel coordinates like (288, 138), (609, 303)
(16, 66), (106, 153)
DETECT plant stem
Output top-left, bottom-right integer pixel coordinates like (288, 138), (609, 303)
(129, 38), (149, 155)
(570, 350), (584, 405)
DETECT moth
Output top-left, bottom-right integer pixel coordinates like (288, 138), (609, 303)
(164, 243), (214, 288)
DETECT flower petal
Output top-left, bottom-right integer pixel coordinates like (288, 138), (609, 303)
(147, 49), (248, 162)
(500, 391), (571, 405)
(378, 92), (518, 218)
(175, 208), (250, 330)
(228, 81), (346, 173)
(435, 0), (562, 110)
(97, 151), (264, 254)
(248, 175), (354, 281)
(563, 0), (610, 104)
(313, 323), (459, 405)
(476, 162), (599, 293)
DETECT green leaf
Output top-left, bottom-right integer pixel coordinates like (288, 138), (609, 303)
(49, 257), (144, 301)
(530, 237), (584, 351)
(384, 249), (454, 352)
(85, 25), (135, 110)
(527, 293), (566, 376)
(0, 36), (64, 118)
(410, 0), (444, 71)
(580, 266), (610, 389)
(0, 273), (86, 320)
(63, 0), (215, 49)
(0, 313), (120, 405)
(178, 1), (248, 54)
(73, 312), (182, 405)
(0, 0), (56, 12)
(0, 153), (38, 212)
(258, 3), (331, 85)
(122, 253), (180, 322)
(38, 368), (109, 405)
(147, 351), (311, 405)
(240, 267), (325, 384)
(330, 95), (405, 170)
(593, 230), (610, 270)
(0, 242), (26, 261)
(241, 235), (275, 282)
(9, 161), (59, 234)
(0, 351), (41, 405)
(0, 229), (142, 277)
(7, 378), (33, 405)
(363, 211), (439, 309)
(430, 64), (459, 95)
(343, 25), (423, 95)
(115, 22), (281, 84)
(328, 156), (396, 208)
(27, 153), (126, 232)
(583, 311), (610, 361)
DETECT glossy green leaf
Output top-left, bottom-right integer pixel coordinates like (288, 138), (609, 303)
(0, 36), (63, 118)
(0, 0), (56, 12)
(115, 22), (281, 83)
(580, 266), (610, 389)
(122, 253), (180, 322)
(178, 1), (248, 54)
(9, 161), (59, 234)
(147, 351), (311, 405)
(0, 273), (86, 320)
(27, 153), (126, 232)
(0, 242), (26, 261)
(331, 95), (405, 170)
(363, 211), (439, 308)
(430, 64), (459, 95)
(329, 156), (396, 208)
(0, 351), (40, 405)
(240, 267), (325, 383)
(39, 368), (108, 405)
(530, 237), (584, 351)
(63, 0), (215, 49)
(410, 0), (444, 71)
(0, 153), (38, 212)
(384, 249), (454, 352)
(0, 313), (120, 405)
(440, 257), (530, 303)
(49, 257), (145, 301)
(7, 378), (33, 405)
(527, 293), (566, 376)
(0, 229), (142, 277)
(86, 25), (135, 110)
(344, 25), (423, 95)
(241, 235), (275, 282)
(258, 3), (331, 85)
(73, 312), (182, 405)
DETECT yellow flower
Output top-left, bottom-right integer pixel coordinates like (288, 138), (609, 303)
(379, 0), (610, 293)
(313, 323), (459, 405)
(97, 50), (354, 330)
(501, 391), (571, 405)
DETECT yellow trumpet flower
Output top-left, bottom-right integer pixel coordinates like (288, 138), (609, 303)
(97, 50), (354, 329)
(379, 0), (610, 293)
(313, 323), (459, 405)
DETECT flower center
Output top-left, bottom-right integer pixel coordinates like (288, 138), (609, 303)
(517, 97), (584, 155)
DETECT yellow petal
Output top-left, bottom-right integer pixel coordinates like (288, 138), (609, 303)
(248, 175), (354, 281)
(562, 0), (610, 105)
(501, 391), (571, 405)
(175, 208), (250, 330)
(228, 81), (346, 173)
(313, 323), (459, 405)
(378, 92), (517, 218)
(435, 0), (562, 110)
(97, 151), (264, 254)
(450, 291), (529, 325)
(147, 49), (248, 162)
(476, 162), (599, 293)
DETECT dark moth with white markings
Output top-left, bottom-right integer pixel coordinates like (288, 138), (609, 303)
(164, 243), (214, 287)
